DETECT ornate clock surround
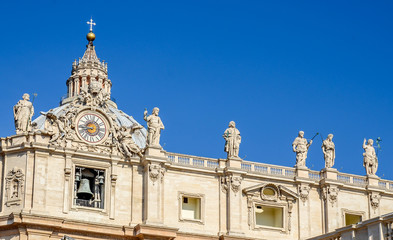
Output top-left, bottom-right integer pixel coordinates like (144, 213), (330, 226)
(75, 110), (110, 145)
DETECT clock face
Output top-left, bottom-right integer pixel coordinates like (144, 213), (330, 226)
(76, 112), (108, 144)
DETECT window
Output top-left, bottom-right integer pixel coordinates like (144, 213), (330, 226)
(255, 205), (284, 228)
(182, 196), (201, 220)
(74, 166), (105, 209)
(345, 213), (362, 226)
(178, 192), (204, 223)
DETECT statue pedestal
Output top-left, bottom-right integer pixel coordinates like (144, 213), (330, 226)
(321, 168), (338, 180)
(226, 157), (242, 169)
(144, 145), (166, 158)
(367, 174), (380, 187)
(295, 166), (309, 179)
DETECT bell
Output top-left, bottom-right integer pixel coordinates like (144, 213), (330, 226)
(77, 178), (94, 200)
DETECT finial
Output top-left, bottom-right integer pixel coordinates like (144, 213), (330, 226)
(86, 18), (96, 32)
(86, 18), (96, 42)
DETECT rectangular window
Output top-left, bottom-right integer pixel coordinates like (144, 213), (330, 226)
(74, 166), (105, 209)
(255, 205), (283, 228)
(345, 213), (362, 226)
(181, 196), (201, 220)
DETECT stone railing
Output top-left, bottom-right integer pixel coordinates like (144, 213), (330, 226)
(379, 179), (393, 191)
(165, 152), (393, 191)
(336, 172), (367, 186)
(307, 212), (393, 240)
(241, 160), (296, 177)
(166, 152), (219, 169)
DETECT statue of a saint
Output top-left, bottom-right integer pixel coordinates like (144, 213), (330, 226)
(363, 138), (378, 175)
(292, 131), (312, 167)
(322, 134), (335, 168)
(13, 93), (34, 133)
(144, 107), (165, 146)
(223, 121), (241, 159)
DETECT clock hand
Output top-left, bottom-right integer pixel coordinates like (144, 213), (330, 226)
(79, 126), (94, 130)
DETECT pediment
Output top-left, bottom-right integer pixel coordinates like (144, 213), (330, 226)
(243, 182), (298, 201)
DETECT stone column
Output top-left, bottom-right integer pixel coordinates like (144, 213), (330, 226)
(320, 168), (341, 233)
(81, 76), (87, 89)
(74, 78), (80, 95)
(69, 81), (74, 97)
(142, 147), (167, 225)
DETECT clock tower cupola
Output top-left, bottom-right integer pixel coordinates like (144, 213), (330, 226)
(63, 18), (112, 105)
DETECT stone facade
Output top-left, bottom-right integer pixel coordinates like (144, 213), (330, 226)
(0, 27), (393, 240)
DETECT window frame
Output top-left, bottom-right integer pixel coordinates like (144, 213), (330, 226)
(342, 209), (365, 226)
(178, 192), (205, 224)
(70, 160), (110, 214)
(253, 201), (287, 232)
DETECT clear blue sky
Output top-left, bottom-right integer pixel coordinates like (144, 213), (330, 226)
(1, 1), (392, 180)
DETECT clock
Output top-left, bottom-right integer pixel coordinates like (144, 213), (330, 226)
(76, 111), (108, 144)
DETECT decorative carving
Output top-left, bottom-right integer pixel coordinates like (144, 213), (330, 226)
(369, 192), (381, 211)
(144, 107), (164, 146)
(363, 138), (378, 175)
(5, 168), (25, 206)
(287, 199), (294, 232)
(247, 195), (253, 228)
(230, 176), (242, 194)
(220, 176), (229, 193)
(292, 131), (312, 167)
(42, 112), (65, 145)
(149, 164), (165, 184)
(116, 125), (143, 158)
(260, 184), (279, 202)
(323, 186), (339, 207)
(223, 121), (241, 159)
(243, 183), (298, 232)
(73, 82), (110, 110)
(13, 93), (34, 134)
(322, 134), (335, 168)
(298, 184), (310, 203)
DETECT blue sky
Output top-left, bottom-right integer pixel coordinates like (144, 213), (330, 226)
(0, 1), (392, 180)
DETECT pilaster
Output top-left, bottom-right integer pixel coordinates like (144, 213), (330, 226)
(62, 154), (72, 214)
(142, 145), (167, 225)
(224, 159), (246, 237)
(296, 179), (313, 239)
(320, 168), (341, 233)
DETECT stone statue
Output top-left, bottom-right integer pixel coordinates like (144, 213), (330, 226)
(363, 138), (378, 175)
(118, 126), (143, 158)
(322, 134), (335, 168)
(144, 107), (164, 146)
(223, 121), (241, 158)
(13, 93), (34, 133)
(292, 131), (312, 167)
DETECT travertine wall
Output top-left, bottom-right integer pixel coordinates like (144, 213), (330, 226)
(0, 133), (393, 240)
